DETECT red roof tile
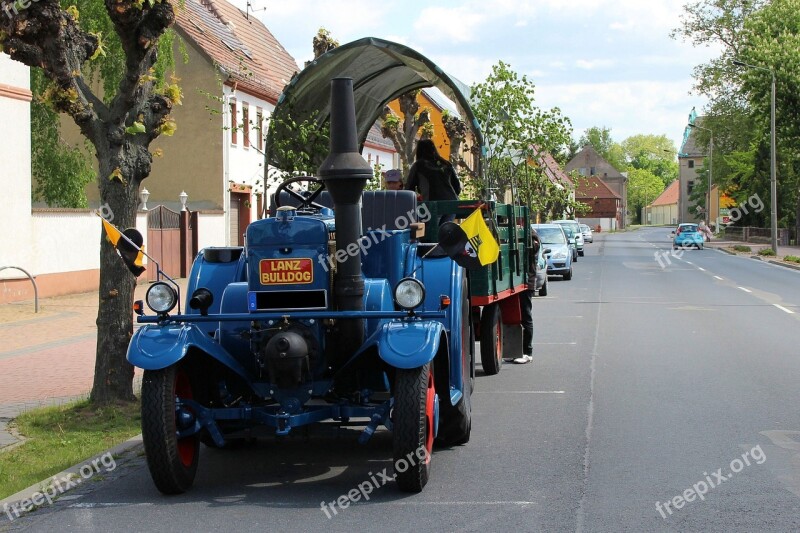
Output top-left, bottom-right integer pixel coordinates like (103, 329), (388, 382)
(650, 180), (678, 206)
(175, 0), (298, 103)
(575, 175), (621, 200)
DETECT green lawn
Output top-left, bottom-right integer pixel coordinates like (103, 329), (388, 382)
(0, 399), (141, 500)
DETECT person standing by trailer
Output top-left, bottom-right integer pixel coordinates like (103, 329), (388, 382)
(405, 139), (461, 225)
(512, 228), (540, 364)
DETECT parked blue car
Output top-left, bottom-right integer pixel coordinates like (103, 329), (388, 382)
(532, 223), (573, 280)
(672, 223), (704, 250)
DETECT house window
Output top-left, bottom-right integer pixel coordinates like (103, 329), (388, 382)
(579, 167), (586, 176)
(687, 181), (694, 195)
(256, 108), (263, 151)
(590, 166), (596, 175)
(688, 160), (695, 168)
(230, 99), (237, 145)
(242, 103), (250, 148)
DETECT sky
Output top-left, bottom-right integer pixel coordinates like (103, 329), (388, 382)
(231, 0), (720, 153)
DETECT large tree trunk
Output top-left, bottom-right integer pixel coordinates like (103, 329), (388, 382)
(90, 148), (150, 404)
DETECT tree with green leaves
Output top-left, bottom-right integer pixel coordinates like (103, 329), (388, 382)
(470, 61), (572, 205)
(621, 134), (679, 186)
(1, 0), (180, 403)
(673, 0), (800, 236)
(577, 126), (627, 171)
(627, 168), (666, 223)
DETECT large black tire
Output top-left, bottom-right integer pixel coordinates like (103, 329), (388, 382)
(141, 366), (200, 494)
(538, 279), (548, 297)
(436, 277), (472, 446)
(393, 363), (435, 493)
(563, 268), (573, 281)
(479, 303), (503, 375)
(579, 249), (585, 257)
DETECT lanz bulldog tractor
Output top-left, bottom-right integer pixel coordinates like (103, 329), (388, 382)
(128, 79), (472, 494)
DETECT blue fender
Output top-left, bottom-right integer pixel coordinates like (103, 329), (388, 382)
(127, 323), (252, 383)
(377, 320), (444, 369)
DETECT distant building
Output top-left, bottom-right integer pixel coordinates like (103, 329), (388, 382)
(565, 145), (627, 228)
(678, 117), (719, 224)
(647, 180), (679, 225)
(574, 175), (622, 231)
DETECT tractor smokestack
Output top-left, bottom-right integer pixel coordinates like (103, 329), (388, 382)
(318, 78), (372, 357)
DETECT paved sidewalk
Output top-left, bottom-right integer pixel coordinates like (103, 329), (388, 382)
(0, 278), (188, 450)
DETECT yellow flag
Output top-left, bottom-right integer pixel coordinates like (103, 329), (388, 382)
(101, 217), (122, 246)
(459, 209), (499, 266)
(99, 216), (146, 277)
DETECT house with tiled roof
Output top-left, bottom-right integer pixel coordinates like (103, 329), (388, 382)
(72, 0), (300, 248)
(646, 180), (679, 225)
(575, 175), (623, 231)
(565, 145), (627, 228)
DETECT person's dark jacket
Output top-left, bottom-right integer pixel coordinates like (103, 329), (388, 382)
(405, 159), (461, 201)
(526, 230), (541, 290)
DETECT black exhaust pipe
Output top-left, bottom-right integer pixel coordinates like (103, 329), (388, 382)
(318, 78), (373, 358)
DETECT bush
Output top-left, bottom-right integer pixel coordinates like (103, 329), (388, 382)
(732, 245), (752, 253)
(758, 248), (777, 256)
(783, 255), (800, 264)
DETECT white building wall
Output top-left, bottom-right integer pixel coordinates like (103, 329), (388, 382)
(196, 213), (226, 251)
(362, 145), (398, 173)
(223, 86), (274, 242)
(0, 56), (33, 276)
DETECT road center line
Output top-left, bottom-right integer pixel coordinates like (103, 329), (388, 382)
(773, 304), (795, 314)
(697, 267), (706, 271)
(738, 287), (752, 293)
(714, 275), (723, 280)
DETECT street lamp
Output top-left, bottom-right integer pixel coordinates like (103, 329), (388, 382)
(687, 123), (713, 228)
(733, 59), (778, 252)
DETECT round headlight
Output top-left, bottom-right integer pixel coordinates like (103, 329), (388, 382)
(146, 282), (178, 314)
(394, 278), (425, 310)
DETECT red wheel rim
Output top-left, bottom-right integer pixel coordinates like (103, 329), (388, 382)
(424, 372), (435, 462)
(174, 369), (195, 468)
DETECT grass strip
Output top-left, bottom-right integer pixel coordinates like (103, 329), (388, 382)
(0, 399), (141, 500)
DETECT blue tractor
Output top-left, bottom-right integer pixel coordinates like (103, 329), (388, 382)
(129, 79), (472, 494)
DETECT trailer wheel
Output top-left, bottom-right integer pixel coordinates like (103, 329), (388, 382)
(142, 365), (199, 494)
(479, 303), (503, 375)
(436, 277), (472, 446)
(393, 363), (434, 493)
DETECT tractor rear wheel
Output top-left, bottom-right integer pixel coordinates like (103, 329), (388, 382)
(141, 365), (199, 494)
(393, 363), (434, 493)
(479, 303), (503, 375)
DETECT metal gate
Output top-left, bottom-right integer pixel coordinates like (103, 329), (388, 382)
(147, 205), (181, 281)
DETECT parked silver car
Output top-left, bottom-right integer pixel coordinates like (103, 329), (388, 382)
(580, 223), (594, 243)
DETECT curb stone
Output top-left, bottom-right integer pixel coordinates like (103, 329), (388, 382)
(0, 434), (143, 515)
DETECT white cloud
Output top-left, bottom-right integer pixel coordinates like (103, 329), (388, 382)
(575, 59), (616, 70)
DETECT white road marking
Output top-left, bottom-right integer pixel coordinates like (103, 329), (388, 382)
(533, 342), (577, 345)
(475, 391), (565, 394)
(697, 267), (706, 271)
(714, 275), (723, 280)
(738, 287), (752, 293)
(774, 304), (795, 314)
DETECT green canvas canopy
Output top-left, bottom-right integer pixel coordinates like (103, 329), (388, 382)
(265, 37), (483, 171)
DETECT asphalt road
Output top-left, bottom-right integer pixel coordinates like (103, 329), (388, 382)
(6, 227), (800, 532)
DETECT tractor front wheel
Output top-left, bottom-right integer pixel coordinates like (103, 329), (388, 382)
(141, 365), (199, 494)
(393, 363), (435, 493)
(479, 303), (503, 375)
